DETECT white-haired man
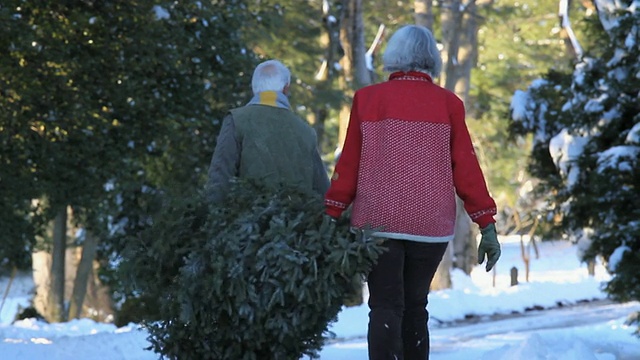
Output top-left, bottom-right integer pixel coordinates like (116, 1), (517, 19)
(324, 25), (501, 359)
(207, 60), (329, 201)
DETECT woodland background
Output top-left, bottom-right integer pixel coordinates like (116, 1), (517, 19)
(0, 0), (638, 339)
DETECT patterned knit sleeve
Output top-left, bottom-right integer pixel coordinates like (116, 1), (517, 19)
(448, 94), (497, 228)
(324, 93), (362, 218)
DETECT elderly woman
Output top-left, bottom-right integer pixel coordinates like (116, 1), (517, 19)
(324, 25), (501, 359)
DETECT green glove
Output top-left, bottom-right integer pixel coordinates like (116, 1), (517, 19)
(478, 223), (501, 272)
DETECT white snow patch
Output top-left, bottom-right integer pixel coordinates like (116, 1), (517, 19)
(549, 129), (590, 188)
(596, 145), (640, 172)
(510, 90), (530, 122)
(607, 245), (630, 272)
(626, 122), (640, 144)
(152, 5), (170, 20)
(584, 94), (607, 113)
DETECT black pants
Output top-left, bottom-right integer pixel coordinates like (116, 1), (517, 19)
(367, 239), (448, 360)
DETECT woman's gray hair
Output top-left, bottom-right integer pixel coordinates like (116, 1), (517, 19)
(251, 60), (291, 94)
(382, 25), (443, 78)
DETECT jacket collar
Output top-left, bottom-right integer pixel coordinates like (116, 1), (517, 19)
(247, 91), (291, 110)
(389, 71), (433, 83)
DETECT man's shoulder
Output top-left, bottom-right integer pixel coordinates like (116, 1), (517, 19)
(280, 112), (316, 138)
(230, 104), (289, 116)
(231, 106), (315, 134)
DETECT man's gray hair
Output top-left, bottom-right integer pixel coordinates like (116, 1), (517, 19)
(382, 25), (443, 78)
(251, 60), (291, 94)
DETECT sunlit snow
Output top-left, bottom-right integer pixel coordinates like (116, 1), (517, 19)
(1, 237), (638, 360)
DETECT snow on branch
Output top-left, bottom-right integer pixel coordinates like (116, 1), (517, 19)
(594, 0), (639, 31)
(596, 145), (640, 173)
(549, 129), (590, 189)
(152, 5), (170, 20)
(558, 0), (583, 59)
(365, 24), (386, 72)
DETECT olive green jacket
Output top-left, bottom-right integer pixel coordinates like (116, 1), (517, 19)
(207, 101), (329, 202)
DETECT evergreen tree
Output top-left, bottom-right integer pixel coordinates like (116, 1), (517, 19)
(118, 180), (384, 359)
(509, 0), (640, 334)
(471, 0), (585, 232)
(0, 0), (256, 315)
(243, 0), (344, 153)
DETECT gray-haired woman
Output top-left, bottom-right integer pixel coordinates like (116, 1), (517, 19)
(324, 25), (501, 359)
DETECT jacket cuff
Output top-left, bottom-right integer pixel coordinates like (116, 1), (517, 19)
(325, 199), (348, 219)
(475, 214), (495, 229)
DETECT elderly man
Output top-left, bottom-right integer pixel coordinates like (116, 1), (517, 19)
(207, 60), (329, 201)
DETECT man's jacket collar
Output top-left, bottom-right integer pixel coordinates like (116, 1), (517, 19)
(247, 91), (291, 110)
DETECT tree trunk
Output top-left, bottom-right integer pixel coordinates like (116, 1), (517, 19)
(68, 231), (99, 320)
(457, 1), (479, 101)
(520, 235), (531, 282)
(311, 108), (328, 148)
(346, 0), (371, 89)
(312, 0), (343, 148)
(452, 197), (477, 274)
(414, 0), (434, 29)
(441, 0), (478, 101)
(32, 251), (51, 320)
(432, 0), (483, 286)
(587, 260), (596, 276)
(337, 0), (372, 151)
(431, 244), (453, 290)
(49, 206), (67, 322)
(337, 0), (372, 306)
(0, 266), (17, 316)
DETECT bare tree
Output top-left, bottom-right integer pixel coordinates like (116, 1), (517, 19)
(312, 0), (344, 147)
(365, 24), (386, 83)
(33, 206), (111, 322)
(558, 0), (584, 59)
(337, 0), (372, 150)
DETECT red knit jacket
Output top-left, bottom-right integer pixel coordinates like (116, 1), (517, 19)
(325, 71), (496, 242)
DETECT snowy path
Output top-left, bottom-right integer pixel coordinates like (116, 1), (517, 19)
(319, 300), (640, 360)
(430, 300), (640, 358)
(0, 301), (638, 360)
(0, 320), (153, 360)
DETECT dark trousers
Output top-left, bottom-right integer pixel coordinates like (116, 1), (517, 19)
(366, 239), (448, 360)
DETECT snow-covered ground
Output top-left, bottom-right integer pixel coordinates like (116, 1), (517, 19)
(1, 237), (638, 359)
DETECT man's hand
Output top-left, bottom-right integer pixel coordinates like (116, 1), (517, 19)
(478, 223), (501, 272)
(325, 214), (337, 223)
(322, 214), (338, 231)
